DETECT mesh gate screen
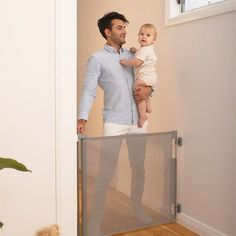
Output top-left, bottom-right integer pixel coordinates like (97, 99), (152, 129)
(78, 132), (177, 236)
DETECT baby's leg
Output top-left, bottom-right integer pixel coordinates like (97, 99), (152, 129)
(134, 79), (149, 127)
(146, 97), (151, 113)
(137, 100), (148, 128)
(134, 79), (147, 88)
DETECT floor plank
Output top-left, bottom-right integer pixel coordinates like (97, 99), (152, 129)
(114, 223), (199, 236)
(162, 223), (199, 236)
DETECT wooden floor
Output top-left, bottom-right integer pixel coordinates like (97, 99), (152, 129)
(114, 223), (199, 236)
(79, 175), (199, 236)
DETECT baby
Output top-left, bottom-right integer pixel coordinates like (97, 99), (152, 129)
(120, 23), (158, 127)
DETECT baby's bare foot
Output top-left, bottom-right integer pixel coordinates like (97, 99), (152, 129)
(138, 117), (147, 128)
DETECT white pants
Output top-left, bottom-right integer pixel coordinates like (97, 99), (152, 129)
(103, 120), (148, 136)
(88, 121), (148, 233)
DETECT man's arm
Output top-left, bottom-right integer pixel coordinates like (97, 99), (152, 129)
(77, 56), (101, 133)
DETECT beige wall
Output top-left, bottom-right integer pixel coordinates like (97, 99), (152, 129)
(78, 1), (236, 235)
(161, 10), (236, 236)
(78, 0), (166, 136)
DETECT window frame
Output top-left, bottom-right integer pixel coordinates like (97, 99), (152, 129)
(165, 0), (236, 27)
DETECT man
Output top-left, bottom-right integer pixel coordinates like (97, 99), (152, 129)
(77, 12), (151, 134)
(78, 12), (152, 235)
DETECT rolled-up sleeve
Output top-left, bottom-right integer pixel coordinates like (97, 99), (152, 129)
(78, 56), (101, 120)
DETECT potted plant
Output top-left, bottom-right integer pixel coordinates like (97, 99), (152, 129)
(0, 157), (31, 228)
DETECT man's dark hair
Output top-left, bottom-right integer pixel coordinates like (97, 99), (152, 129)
(97, 12), (129, 39)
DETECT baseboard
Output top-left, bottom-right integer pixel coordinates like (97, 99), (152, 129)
(177, 213), (227, 236)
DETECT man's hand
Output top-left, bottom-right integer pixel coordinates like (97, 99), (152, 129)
(134, 85), (152, 103)
(77, 119), (87, 134)
(130, 47), (137, 54)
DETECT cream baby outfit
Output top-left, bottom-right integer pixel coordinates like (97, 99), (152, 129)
(134, 44), (157, 86)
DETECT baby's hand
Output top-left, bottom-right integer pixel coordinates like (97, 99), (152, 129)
(130, 47), (137, 54)
(120, 59), (127, 66)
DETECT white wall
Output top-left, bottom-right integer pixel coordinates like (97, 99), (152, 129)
(0, 0), (56, 235)
(78, 1), (236, 235)
(0, 0), (77, 235)
(56, 0), (77, 235)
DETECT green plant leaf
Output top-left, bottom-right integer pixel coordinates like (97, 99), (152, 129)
(0, 158), (31, 172)
(0, 158), (31, 229)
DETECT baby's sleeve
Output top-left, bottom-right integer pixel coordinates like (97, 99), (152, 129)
(135, 47), (150, 62)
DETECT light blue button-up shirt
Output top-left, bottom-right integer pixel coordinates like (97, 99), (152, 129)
(78, 44), (138, 125)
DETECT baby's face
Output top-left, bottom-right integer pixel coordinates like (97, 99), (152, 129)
(138, 27), (156, 47)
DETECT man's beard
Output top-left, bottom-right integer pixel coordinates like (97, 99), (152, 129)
(120, 41), (126, 46)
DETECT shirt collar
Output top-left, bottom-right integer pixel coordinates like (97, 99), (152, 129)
(104, 44), (123, 54)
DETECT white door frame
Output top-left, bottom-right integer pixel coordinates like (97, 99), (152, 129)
(55, 0), (77, 235)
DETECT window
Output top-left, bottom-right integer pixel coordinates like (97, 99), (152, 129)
(165, 0), (236, 26)
(181, 0), (225, 13)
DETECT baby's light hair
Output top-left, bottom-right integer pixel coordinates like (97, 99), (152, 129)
(140, 23), (157, 40)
